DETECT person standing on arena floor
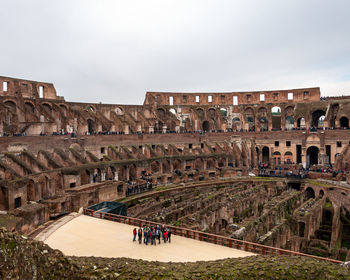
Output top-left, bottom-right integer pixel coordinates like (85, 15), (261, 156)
(163, 230), (167, 243)
(132, 228), (137, 242)
(167, 228), (172, 243)
(138, 227), (143, 244)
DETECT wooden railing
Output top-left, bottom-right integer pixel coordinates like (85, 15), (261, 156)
(83, 208), (343, 264)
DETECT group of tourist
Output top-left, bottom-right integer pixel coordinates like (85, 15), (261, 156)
(126, 182), (153, 196)
(132, 225), (172, 246)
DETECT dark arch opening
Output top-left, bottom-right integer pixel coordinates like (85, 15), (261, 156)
(340, 117), (349, 128)
(288, 182), (300, 191)
(311, 110), (326, 128)
(202, 121), (210, 132)
(319, 189), (324, 198)
(129, 164), (136, 180)
(87, 119), (95, 134)
(307, 146), (319, 167)
(25, 102), (35, 113)
(305, 187), (315, 199)
(297, 117), (305, 128)
(262, 146), (269, 164)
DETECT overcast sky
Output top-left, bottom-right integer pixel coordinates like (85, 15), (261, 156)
(0, 0), (349, 104)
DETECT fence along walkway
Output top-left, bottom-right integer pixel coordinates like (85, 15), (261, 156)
(83, 208), (343, 264)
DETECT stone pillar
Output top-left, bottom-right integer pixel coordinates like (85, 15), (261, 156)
(114, 172), (119, 181)
(101, 172), (106, 182)
(335, 119), (340, 128)
(57, 119), (61, 133)
(40, 115), (45, 134)
(73, 118), (78, 134)
(302, 147), (307, 168)
(126, 167), (130, 181)
(195, 120), (198, 131)
(330, 206), (341, 249)
(124, 125), (129, 135)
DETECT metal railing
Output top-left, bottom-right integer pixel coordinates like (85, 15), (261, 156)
(83, 208), (343, 264)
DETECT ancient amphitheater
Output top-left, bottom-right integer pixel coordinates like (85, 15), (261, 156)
(1, 75), (350, 278)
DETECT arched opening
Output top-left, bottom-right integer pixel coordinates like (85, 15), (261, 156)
(81, 170), (91, 185)
(262, 146), (270, 164)
(27, 180), (36, 201)
(196, 108), (204, 119)
(169, 108), (176, 115)
(194, 158), (204, 170)
(298, 222), (305, 237)
(218, 157), (226, 168)
(319, 189), (324, 198)
(115, 107), (124, 115)
(285, 116), (294, 131)
(42, 103), (52, 115)
(39, 176), (50, 200)
(284, 151), (293, 164)
(206, 158), (216, 169)
(273, 151), (281, 165)
(87, 105), (95, 112)
(232, 117), (241, 131)
(25, 102), (35, 113)
(220, 108), (227, 117)
(297, 117), (306, 129)
(245, 108), (255, 131)
(172, 159), (182, 171)
(306, 146), (319, 167)
(162, 160), (170, 173)
(340, 117), (349, 128)
(221, 219), (228, 229)
(208, 108), (216, 119)
(151, 161), (160, 173)
(129, 164), (136, 180)
(311, 110), (326, 128)
(271, 106), (281, 130)
(258, 116), (268, 131)
(4, 101), (17, 113)
(87, 119), (95, 134)
(120, 166), (127, 181)
(305, 187), (315, 199)
(60, 104), (68, 116)
(202, 121), (210, 132)
(157, 108), (166, 118)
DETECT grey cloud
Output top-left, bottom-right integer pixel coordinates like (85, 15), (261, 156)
(0, 0), (349, 104)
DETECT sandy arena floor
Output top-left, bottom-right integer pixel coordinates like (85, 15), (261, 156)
(45, 215), (255, 262)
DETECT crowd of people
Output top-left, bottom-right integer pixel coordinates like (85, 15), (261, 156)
(133, 225), (172, 246)
(258, 162), (308, 178)
(126, 171), (153, 197)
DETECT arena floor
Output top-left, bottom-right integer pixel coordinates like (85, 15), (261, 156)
(44, 215), (255, 262)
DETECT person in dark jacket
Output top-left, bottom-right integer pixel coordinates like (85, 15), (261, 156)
(138, 228), (142, 244)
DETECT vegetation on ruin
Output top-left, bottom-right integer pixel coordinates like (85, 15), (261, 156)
(0, 227), (349, 279)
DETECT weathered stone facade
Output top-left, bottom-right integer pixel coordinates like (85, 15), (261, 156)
(1, 75), (350, 261)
